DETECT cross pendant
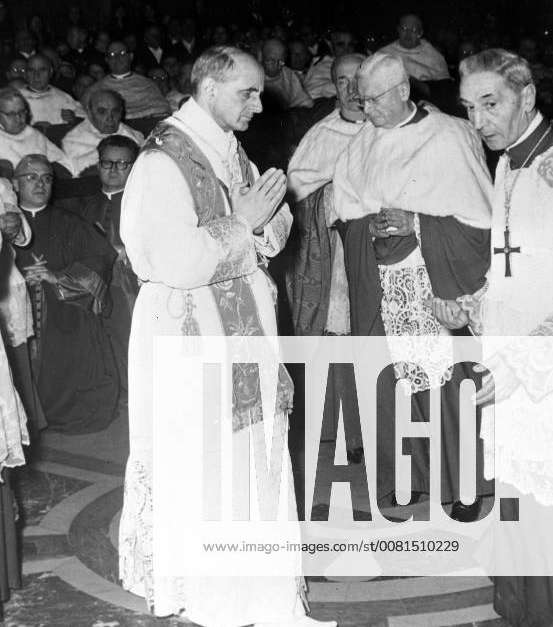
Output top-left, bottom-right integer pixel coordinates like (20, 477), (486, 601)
(493, 229), (521, 277)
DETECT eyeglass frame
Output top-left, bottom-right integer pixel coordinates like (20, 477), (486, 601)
(99, 159), (134, 171)
(14, 172), (54, 184)
(106, 50), (130, 58)
(356, 80), (407, 107)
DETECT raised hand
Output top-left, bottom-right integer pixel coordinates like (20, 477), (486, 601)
(231, 168), (287, 234)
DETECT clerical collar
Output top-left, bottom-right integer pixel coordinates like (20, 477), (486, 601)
(28, 85), (51, 94)
(339, 110), (365, 124)
(111, 72), (132, 79)
(20, 204), (47, 217)
(394, 102), (427, 128)
(102, 188), (124, 199)
(505, 112), (553, 169)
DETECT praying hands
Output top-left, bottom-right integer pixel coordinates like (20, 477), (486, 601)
(231, 167), (287, 234)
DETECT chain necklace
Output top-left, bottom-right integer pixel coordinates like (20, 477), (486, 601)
(496, 123), (552, 277)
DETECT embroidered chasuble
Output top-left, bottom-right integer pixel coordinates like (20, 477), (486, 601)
(118, 98), (303, 625)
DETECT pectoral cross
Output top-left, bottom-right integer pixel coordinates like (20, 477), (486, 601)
(493, 228), (520, 277)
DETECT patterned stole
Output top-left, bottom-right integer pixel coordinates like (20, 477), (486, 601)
(142, 122), (293, 431)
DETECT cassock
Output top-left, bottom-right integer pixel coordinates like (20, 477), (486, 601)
(14, 205), (119, 433)
(378, 39), (450, 81)
(466, 112), (553, 626)
(81, 190), (139, 399)
(62, 118), (144, 176)
(333, 106), (493, 502)
(0, 231), (29, 603)
(119, 97), (305, 625)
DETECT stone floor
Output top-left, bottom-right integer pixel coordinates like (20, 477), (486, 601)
(2, 414), (509, 627)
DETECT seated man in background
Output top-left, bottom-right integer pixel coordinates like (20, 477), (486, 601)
(63, 89), (144, 176)
(13, 154), (119, 434)
(85, 41), (171, 120)
(19, 54), (84, 126)
(379, 14), (450, 81)
(262, 38), (313, 110)
(304, 30), (355, 100)
(81, 135), (140, 411)
(0, 87), (75, 176)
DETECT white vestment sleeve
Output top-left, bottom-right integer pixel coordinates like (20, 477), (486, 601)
(121, 151), (258, 290)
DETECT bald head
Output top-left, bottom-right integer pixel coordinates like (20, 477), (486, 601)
(333, 53), (366, 119)
(14, 154), (53, 177)
(357, 53), (411, 128)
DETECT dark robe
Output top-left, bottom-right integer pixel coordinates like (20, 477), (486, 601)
(342, 107), (492, 504)
(81, 191), (139, 398)
(15, 206), (118, 433)
(0, 470), (20, 603)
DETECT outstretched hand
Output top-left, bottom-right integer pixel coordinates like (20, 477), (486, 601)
(231, 167), (287, 234)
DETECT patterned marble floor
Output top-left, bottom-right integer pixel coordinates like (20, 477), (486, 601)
(3, 416), (510, 627)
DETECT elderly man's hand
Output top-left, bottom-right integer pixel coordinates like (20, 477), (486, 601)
(425, 297), (469, 329)
(60, 109), (77, 124)
(0, 212), (22, 241)
(379, 207), (414, 236)
(231, 167), (287, 234)
(367, 213), (390, 238)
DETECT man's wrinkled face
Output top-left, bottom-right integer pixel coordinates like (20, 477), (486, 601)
(398, 16), (423, 49)
(106, 42), (132, 75)
(27, 57), (52, 91)
(98, 145), (134, 190)
(0, 97), (27, 134)
(208, 57), (263, 132)
(335, 58), (363, 114)
(89, 93), (122, 134)
(14, 161), (53, 207)
(358, 70), (408, 128)
(460, 71), (534, 151)
(262, 44), (285, 78)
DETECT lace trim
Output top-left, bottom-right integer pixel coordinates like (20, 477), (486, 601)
(379, 262), (452, 392)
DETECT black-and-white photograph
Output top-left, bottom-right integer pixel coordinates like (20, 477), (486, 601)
(1, 0), (553, 624)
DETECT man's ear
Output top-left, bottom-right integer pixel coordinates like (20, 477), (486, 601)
(399, 80), (410, 101)
(11, 178), (19, 194)
(521, 82), (537, 114)
(202, 77), (218, 101)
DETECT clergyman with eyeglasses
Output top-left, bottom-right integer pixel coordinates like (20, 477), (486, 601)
(12, 154), (119, 434)
(80, 134), (141, 410)
(83, 41), (171, 120)
(0, 87), (75, 176)
(331, 53), (494, 520)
